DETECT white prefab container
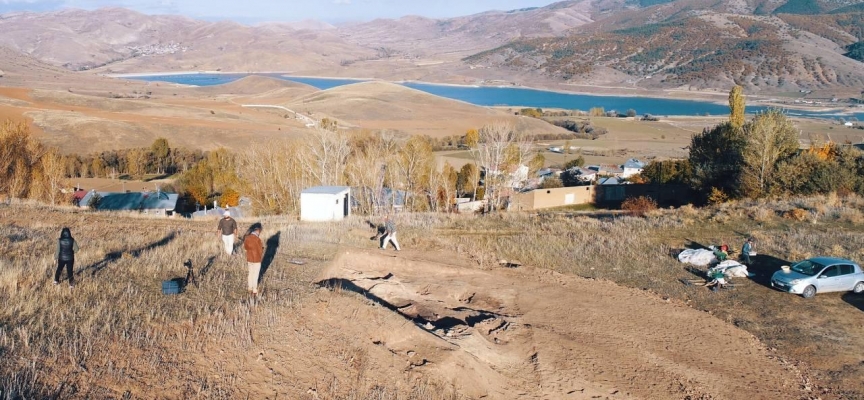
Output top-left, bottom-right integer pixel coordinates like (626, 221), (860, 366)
(300, 186), (351, 222)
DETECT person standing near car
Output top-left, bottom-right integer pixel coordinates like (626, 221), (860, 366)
(741, 237), (754, 266)
(217, 211), (238, 256)
(54, 227), (79, 288)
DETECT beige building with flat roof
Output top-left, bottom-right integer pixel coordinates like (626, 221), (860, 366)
(510, 186), (596, 211)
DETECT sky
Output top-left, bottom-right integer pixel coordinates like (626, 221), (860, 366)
(0, 0), (560, 24)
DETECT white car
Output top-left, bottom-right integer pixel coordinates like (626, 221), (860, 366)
(771, 257), (864, 298)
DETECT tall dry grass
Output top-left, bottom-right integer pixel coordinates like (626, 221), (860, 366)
(0, 204), (460, 399)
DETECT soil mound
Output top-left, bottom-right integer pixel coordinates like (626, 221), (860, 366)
(317, 248), (806, 399)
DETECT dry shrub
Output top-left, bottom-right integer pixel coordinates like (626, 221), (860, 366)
(829, 244), (847, 258)
(621, 196), (658, 217)
(788, 250), (813, 262)
(835, 207), (864, 224)
(783, 208), (808, 221)
(749, 207), (773, 222)
(707, 187), (728, 205)
(678, 204), (699, 217)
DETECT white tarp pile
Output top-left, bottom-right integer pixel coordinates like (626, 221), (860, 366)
(677, 249), (717, 266)
(710, 260), (752, 278)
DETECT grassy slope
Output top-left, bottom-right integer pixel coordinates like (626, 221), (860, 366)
(2, 194), (864, 397)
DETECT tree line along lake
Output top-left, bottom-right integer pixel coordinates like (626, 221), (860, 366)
(125, 73), (864, 121)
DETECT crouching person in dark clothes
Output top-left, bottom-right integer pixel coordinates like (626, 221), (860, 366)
(54, 227), (79, 288)
(380, 214), (400, 251)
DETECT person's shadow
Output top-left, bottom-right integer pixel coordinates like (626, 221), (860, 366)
(747, 254), (791, 287)
(78, 231), (177, 277)
(259, 231), (281, 284)
(843, 292), (864, 312)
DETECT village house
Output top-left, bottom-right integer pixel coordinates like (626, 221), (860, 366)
(79, 190), (179, 216)
(622, 159), (645, 178)
(509, 186), (597, 211)
(589, 164), (624, 177)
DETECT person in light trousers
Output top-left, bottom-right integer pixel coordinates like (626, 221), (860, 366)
(216, 211), (238, 256)
(380, 214), (401, 251)
(243, 225), (264, 296)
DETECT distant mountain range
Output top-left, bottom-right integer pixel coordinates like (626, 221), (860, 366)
(1, 0), (862, 93)
(466, 0), (864, 92)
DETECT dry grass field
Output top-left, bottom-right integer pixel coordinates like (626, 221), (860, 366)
(435, 115), (863, 170)
(2, 195), (863, 398)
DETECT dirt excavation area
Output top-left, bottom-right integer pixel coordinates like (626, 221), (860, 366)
(282, 248), (805, 399)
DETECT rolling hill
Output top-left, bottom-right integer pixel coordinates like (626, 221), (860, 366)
(1, 1), (863, 94)
(286, 81), (570, 138)
(0, 7), (373, 73)
(465, 0), (864, 92)
(191, 75), (319, 98)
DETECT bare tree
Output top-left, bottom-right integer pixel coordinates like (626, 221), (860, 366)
(476, 122), (525, 211)
(302, 126), (350, 186)
(345, 130), (398, 215)
(238, 140), (311, 215)
(40, 150), (67, 205)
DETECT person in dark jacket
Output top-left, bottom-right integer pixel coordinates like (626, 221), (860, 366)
(741, 238), (754, 266)
(54, 227), (79, 287)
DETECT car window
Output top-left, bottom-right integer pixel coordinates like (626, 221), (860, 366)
(821, 265), (839, 278)
(791, 260), (824, 276)
(839, 265), (854, 275)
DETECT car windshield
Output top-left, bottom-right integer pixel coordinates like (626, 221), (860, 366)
(790, 260), (825, 276)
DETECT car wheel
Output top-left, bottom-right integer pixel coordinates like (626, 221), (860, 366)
(802, 285), (816, 299)
(854, 282), (864, 294)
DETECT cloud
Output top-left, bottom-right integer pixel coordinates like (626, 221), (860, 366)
(332, 0), (351, 4)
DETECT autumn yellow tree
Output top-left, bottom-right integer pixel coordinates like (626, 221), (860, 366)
(0, 120), (68, 204)
(729, 85), (746, 129)
(397, 135), (434, 211)
(741, 109), (800, 197)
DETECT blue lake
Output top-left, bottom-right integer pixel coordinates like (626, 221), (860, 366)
(128, 73), (864, 120)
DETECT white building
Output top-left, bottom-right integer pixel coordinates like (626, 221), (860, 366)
(300, 186), (351, 222)
(622, 159), (646, 178)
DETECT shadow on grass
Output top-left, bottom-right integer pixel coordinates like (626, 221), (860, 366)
(748, 254), (791, 287)
(199, 255), (217, 278)
(259, 231), (281, 284)
(78, 231), (177, 277)
(843, 292), (864, 312)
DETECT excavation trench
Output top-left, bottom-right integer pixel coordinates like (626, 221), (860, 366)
(317, 277), (501, 334)
(313, 248), (809, 399)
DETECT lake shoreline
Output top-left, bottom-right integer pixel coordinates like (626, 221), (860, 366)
(111, 71), (861, 118)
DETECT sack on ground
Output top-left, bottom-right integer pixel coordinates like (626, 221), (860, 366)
(677, 249), (717, 266)
(713, 260), (752, 278)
